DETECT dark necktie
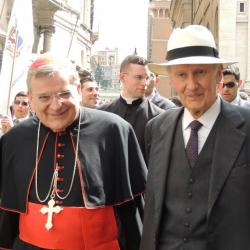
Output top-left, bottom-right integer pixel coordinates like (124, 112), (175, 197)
(186, 120), (202, 165)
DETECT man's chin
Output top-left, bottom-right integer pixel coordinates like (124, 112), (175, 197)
(223, 96), (233, 102)
(49, 126), (66, 132)
(44, 122), (68, 132)
(135, 93), (144, 99)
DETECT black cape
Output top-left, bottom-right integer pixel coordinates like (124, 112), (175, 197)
(99, 96), (163, 158)
(0, 107), (147, 250)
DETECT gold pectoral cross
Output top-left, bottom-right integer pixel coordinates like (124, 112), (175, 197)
(40, 198), (63, 230)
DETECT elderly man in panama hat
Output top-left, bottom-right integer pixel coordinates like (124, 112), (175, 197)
(140, 24), (250, 250)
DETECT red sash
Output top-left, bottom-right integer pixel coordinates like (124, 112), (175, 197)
(19, 202), (120, 250)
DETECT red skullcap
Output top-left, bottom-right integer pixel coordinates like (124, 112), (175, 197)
(29, 53), (59, 70)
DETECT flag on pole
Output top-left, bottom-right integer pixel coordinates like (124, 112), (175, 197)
(0, 0), (34, 115)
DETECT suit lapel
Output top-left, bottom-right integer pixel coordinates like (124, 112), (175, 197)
(207, 102), (246, 217)
(149, 108), (184, 232)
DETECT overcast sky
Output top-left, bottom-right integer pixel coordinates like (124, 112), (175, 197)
(92, 0), (149, 63)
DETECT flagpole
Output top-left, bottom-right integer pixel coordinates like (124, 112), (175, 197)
(67, 15), (79, 58)
(6, 29), (19, 115)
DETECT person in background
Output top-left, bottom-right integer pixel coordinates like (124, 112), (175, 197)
(140, 25), (250, 250)
(0, 53), (147, 250)
(145, 72), (176, 110)
(218, 65), (250, 107)
(1, 91), (31, 133)
(239, 90), (250, 100)
(99, 54), (163, 158)
(78, 68), (100, 108)
(169, 95), (183, 107)
(0, 115), (3, 138)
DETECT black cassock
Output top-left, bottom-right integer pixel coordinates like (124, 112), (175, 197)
(99, 96), (163, 158)
(0, 107), (147, 250)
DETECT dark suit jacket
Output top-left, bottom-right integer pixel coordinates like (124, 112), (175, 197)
(150, 90), (176, 110)
(141, 101), (250, 250)
(238, 96), (250, 108)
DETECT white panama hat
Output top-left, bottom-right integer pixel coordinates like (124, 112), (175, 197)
(148, 25), (237, 76)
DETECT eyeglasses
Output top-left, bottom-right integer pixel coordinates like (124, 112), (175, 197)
(222, 81), (237, 88)
(14, 100), (29, 106)
(37, 90), (72, 103)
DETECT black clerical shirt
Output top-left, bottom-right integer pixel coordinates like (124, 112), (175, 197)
(99, 96), (163, 158)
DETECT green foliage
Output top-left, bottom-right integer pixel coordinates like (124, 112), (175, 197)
(101, 80), (109, 89)
(94, 64), (104, 84)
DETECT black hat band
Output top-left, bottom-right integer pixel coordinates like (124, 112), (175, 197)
(166, 46), (219, 61)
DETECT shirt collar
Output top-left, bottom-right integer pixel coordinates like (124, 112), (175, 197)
(13, 114), (29, 122)
(231, 93), (241, 105)
(183, 96), (221, 130)
(120, 93), (140, 104)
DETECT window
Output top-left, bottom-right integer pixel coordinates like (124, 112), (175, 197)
(237, 1), (247, 14)
(81, 50), (84, 66)
(240, 2), (245, 12)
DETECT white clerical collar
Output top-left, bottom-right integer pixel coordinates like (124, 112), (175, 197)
(183, 96), (221, 131)
(120, 93), (140, 104)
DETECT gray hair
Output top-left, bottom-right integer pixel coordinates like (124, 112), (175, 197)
(27, 62), (79, 92)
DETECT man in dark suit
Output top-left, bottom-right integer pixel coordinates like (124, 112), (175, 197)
(140, 25), (250, 250)
(218, 65), (250, 108)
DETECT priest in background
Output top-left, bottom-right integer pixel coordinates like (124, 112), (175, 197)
(99, 54), (163, 159)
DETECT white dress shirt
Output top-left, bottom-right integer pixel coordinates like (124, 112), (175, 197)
(182, 97), (221, 153)
(231, 94), (242, 106)
(12, 114), (30, 125)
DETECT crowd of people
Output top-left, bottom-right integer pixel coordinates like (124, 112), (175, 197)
(1, 24), (250, 250)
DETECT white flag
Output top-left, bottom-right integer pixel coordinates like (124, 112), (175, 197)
(0, 0), (34, 115)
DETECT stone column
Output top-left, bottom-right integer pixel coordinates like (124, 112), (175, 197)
(39, 25), (55, 53)
(34, 0), (59, 54)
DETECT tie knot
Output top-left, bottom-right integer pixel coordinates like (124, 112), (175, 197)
(189, 120), (202, 131)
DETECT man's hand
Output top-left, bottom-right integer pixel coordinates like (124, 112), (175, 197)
(1, 116), (14, 133)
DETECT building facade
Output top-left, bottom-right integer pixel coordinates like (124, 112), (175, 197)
(91, 48), (120, 89)
(0, 0), (97, 70)
(147, 0), (174, 97)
